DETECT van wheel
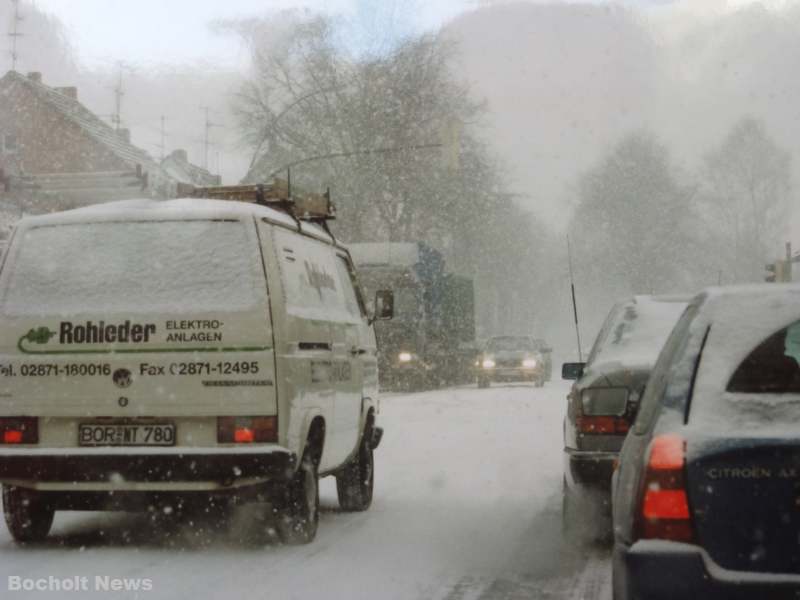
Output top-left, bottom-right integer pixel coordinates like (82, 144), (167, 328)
(275, 454), (319, 545)
(2, 485), (54, 543)
(336, 429), (374, 512)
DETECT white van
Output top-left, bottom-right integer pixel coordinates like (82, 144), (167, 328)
(0, 190), (391, 544)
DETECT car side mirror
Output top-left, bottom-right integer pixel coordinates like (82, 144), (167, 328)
(562, 362), (585, 380)
(372, 290), (394, 323)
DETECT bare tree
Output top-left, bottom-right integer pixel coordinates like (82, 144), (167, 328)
(703, 117), (792, 282)
(232, 13), (555, 338)
(232, 15), (486, 242)
(570, 131), (703, 309)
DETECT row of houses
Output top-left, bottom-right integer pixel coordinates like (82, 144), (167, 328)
(0, 70), (220, 239)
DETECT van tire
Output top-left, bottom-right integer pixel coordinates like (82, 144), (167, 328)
(2, 485), (54, 543)
(275, 454), (319, 545)
(336, 427), (374, 512)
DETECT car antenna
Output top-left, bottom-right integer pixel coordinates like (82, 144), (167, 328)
(567, 235), (583, 362)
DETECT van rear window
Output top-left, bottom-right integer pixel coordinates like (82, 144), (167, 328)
(1, 220), (262, 316)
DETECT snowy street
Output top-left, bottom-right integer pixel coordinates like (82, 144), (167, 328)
(0, 381), (611, 600)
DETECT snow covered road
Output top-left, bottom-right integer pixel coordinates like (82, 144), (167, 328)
(0, 381), (611, 600)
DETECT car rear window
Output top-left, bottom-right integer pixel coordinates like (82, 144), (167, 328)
(588, 297), (687, 370)
(727, 321), (800, 394)
(1, 220), (262, 316)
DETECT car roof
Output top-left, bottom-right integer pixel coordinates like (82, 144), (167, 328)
(12, 198), (337, 245)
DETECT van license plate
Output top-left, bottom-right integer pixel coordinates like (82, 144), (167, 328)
(78, 424), (176, 447)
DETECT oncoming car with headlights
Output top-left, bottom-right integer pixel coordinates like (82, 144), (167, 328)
(0, 185), (393, 545)
(476, 336), (550, 388)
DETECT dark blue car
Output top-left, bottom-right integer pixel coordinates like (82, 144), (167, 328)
(612, 285), (800, 599)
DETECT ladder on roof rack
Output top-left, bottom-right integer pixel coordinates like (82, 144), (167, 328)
(176, 178), (336, 223)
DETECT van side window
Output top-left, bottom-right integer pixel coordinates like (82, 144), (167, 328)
(335, 255), (366, 318)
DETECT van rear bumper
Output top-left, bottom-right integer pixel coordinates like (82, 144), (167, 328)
(0, 446), (295, 484)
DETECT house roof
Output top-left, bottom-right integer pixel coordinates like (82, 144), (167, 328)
(161, 150), (220, 186)
(0, 70), (163, 176)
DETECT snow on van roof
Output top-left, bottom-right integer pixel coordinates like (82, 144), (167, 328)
(587, 294), (690, 373)
(12, 198), (335, 244)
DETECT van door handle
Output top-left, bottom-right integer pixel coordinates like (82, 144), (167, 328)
(350, 347), (367, 356)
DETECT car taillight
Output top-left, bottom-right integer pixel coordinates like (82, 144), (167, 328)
(217, 416), (277, 444)
(639, 433), (694, 543)
(576, 415), (630, 435)
(0, 417), (38, 444)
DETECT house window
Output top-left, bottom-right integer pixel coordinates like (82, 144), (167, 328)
(2, 134), (18, 154)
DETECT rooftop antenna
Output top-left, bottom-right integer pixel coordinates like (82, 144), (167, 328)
(8, 0), (23, 72)
(110, 62), (133, 132)
(201, 106), (223, 171)
(567, 235), (583, 362)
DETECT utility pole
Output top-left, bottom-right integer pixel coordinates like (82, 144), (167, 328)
(201, 106), (223, 171)
(155, 115), (167, 161)
(8, 0), (23, 72)
(786, 241), (793, 282)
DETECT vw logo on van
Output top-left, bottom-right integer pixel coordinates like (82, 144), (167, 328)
(112, 368), (132, 389)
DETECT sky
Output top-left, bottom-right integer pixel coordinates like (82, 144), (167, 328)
(32, 0), (471, 68)
(30, 0), (789, 68)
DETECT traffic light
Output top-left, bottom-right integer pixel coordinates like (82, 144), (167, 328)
(765, 260), (786, 283)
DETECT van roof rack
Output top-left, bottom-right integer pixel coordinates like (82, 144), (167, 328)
(177, 178), (336, 224)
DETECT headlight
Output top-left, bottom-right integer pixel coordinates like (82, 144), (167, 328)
(398, 352), (413, 363)
(482, 359), (495, 369)
(522, 358), (538, 368)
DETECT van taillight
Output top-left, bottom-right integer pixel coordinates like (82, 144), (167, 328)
(576, 415), (630, 435)
(639, 434), (694, 543)
(0, 417), (38, 444)
(217, 416), (277, 444)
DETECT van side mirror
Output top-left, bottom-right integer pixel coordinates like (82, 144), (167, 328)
(372, 290), (394, 322)
(562, 362), (585, 380)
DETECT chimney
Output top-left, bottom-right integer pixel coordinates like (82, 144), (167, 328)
(117, 128), (131, 144)
(55, 86), (78, 100)
(26, 72), (42, 84)
(171, 149), (188, 163)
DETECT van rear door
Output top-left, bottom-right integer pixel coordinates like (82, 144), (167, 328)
(0, 217), (277, 420)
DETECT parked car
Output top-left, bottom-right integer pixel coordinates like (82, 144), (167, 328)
(612, 285), (800, 599)
(476, 335), (551, 388)
(561, 295), (689, 539)
(0, 192), (393, 545)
